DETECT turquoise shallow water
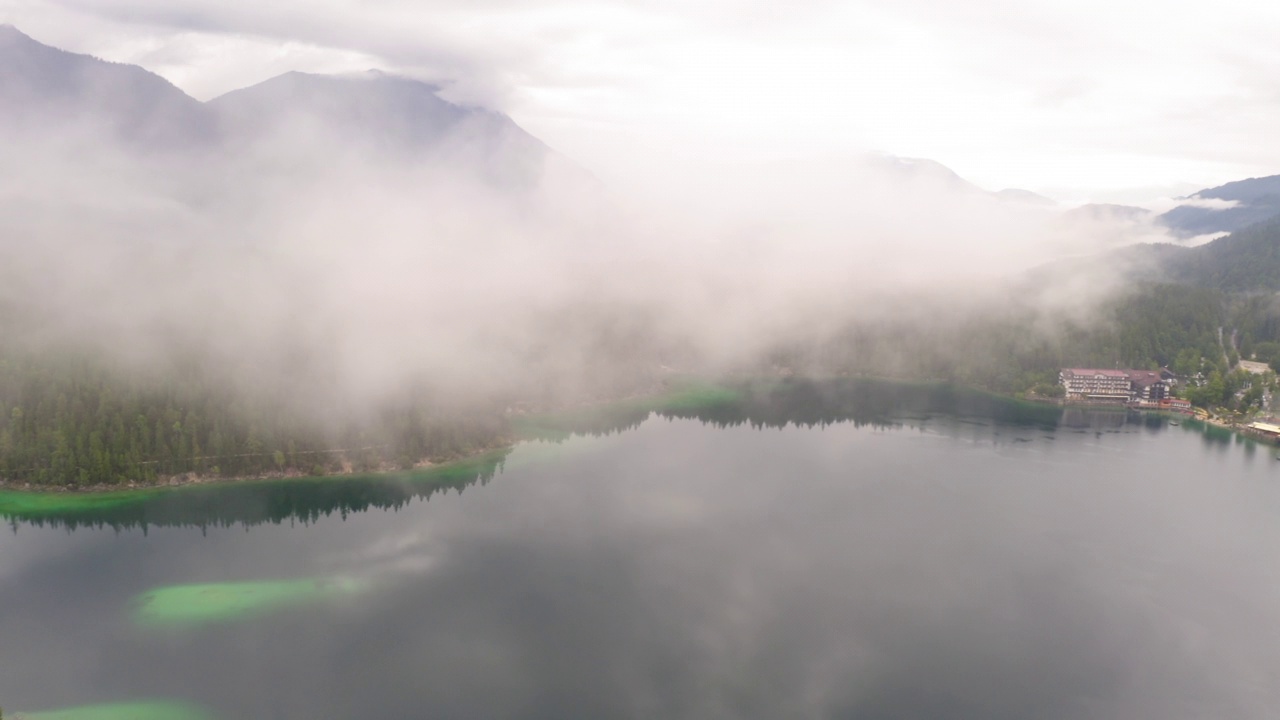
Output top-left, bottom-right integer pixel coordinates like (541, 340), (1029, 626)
(2, 382), (1278, 719)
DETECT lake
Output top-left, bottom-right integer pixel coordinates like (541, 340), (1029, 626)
(2, 381), (1279, 719)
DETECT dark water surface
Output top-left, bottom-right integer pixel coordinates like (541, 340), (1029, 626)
(3, 395), (1280, 718)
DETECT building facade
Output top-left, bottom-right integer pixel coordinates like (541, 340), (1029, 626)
(1059, 369), (1134, 402)
(1059, 368), (1169, 403)
(1126, 370), (1169, 401)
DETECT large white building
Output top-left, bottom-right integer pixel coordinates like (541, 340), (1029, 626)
(1059, 368), (1169, 403)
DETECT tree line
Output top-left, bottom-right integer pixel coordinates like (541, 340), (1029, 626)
(0, 349), (509, 487)
(5, 280), (1280, 488)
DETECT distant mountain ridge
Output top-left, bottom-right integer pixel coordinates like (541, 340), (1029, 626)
(207, 70), (550, 186)
(0, 25), (554, 186)
(0, 24), (215, 148)
(1099, 216), (1280, 294)
(866, 154), (1057, 205)
(1157, 175), (1280, 238)
(1160, 217), (1280, 292)
(10, 24), (1280, 247)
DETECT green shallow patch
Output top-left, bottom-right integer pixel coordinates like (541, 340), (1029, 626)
(133, 577), (365, 627)
(0, 448), (511, 530)
(656, 383), (742, 410)
(0, 486), (170, 516)
(21, 700), (214, 720)
(512, 379), (744, 441)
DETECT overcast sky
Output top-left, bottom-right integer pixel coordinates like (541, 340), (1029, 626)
(5, 0), (1280, 203)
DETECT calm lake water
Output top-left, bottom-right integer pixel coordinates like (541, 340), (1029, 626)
(3, 383), (1280, 719)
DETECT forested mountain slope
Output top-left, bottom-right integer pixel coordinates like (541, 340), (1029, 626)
(1163, 218), (1280, 292)
(1158, 175), (1280, 238)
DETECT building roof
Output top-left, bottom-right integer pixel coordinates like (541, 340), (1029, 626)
(1127, 370), (1164, 387)
(1249, 422), (1280, 434)
(1062, 368), (1130, 378)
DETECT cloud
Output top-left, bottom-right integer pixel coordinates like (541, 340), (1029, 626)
(0, 21), (1203, 430)
(1143, 196), (1243, 215)
(0, 102), (1154, 423)
(1183, 231), (1231, 247)
(1176, 197), (1242, 210)
(5, 0), (1280, 198)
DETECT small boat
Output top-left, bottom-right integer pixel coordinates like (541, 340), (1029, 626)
(1169, 420), (1180, 426)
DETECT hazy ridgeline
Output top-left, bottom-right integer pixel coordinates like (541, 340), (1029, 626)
(0, 29), (1270, 486)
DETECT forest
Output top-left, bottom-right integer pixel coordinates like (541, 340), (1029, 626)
(0, 348), (510, 487)
(790, 280), (1277, 412)
(3, 276), (1280, 488)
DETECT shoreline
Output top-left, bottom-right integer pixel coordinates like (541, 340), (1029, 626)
(0, 376), (1264, 497)
(0, 378), (718, 497)
(0, 437), (518, 497)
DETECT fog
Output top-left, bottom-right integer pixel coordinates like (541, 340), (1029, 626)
(0, 52), (1181, 421)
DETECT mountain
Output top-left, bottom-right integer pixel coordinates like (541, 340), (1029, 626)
(1157, 175), (1280, 238)
(1160, 217), (1280, 292)
(0, 24), (215, 149)
(1099, 216), (1280, 294)
(864, 156), (1063, 206)
(0, 27), (562, 188)
(207, 71), (551, 186)
(862, 155), (989, 195)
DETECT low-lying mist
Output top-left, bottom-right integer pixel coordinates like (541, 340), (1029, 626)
(0, 116), (1170, 426)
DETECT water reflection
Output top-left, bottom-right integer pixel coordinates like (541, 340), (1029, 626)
(0, 451), (509, 533)
(0, 379), (1213, 531)
(534, 378), (1068, 439)
(2, 390), (1280, 718)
